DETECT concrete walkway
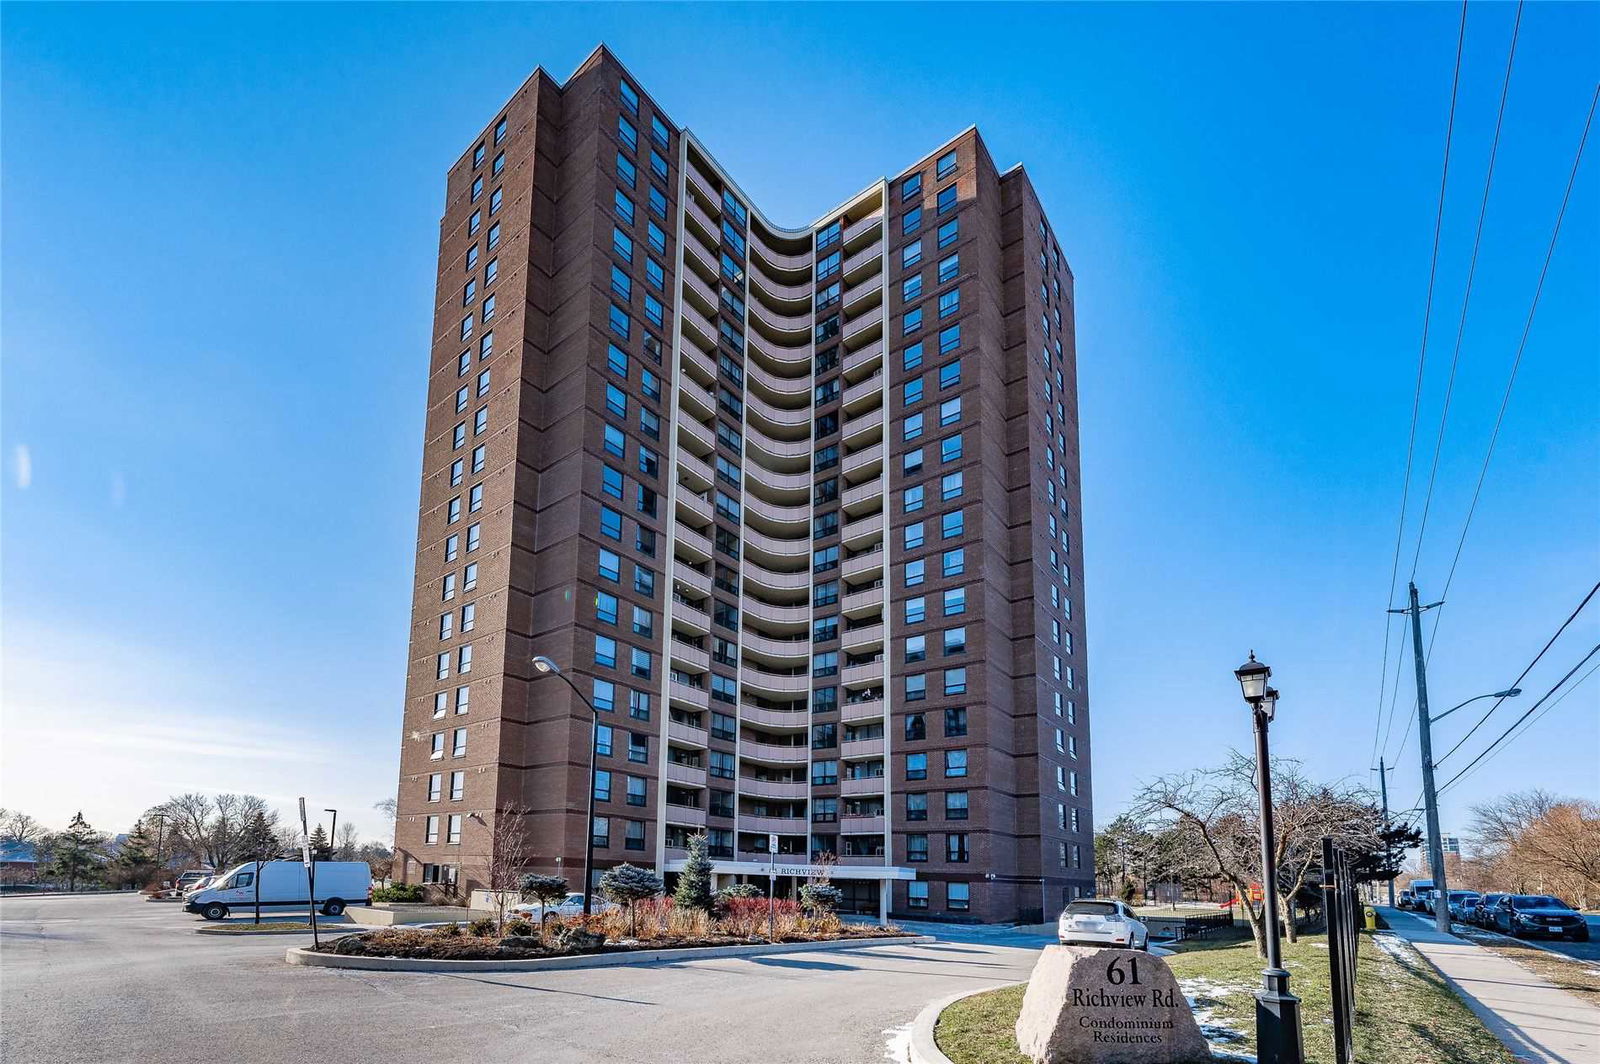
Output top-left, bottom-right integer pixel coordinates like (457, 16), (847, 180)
(1379, 906), (1599, 1064)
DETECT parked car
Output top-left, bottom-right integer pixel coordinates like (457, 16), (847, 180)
(1447, 891), (1482, 922)
(184, 861), (371, 921)
(1470, 893), (1508, 927)
(174, 870), (214, 893)
(1057, 899), (1149, 951)
(1397, 889), (1416, 910)
(1491, 895), (1589, 941)
(508, 892), (618, 924)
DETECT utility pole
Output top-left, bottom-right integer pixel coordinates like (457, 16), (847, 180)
(1390, 582), (1448, 933)
(1377, 759), (1396, 908)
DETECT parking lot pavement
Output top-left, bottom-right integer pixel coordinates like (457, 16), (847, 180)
(1, 893), (1044, 1064)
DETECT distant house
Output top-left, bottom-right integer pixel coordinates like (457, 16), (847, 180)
(0, 841), (40, 884)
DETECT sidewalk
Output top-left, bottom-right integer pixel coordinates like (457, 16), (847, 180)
(1379, 906), (1599, 1064)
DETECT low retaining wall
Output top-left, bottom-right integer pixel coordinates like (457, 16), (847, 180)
(345, 904), (487, 927)
(286, 934), (933, 973)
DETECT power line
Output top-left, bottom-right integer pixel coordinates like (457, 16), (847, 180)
(1435, 579), (1600, 765)
(1429, 81), (1600, 615)
(1436, 643), (1600, 795)
(1372, 0), (1470, 771)
(1409, 0), (1524, 582)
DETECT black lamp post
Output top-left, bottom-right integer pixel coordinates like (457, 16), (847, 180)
(531, 654), (600, 915)
(1234, 653), (1303, 1064)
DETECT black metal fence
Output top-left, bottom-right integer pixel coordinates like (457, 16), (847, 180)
(1322, 835), (1361, 1064)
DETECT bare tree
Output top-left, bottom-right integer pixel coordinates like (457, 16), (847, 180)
(152, 793), (280, 870)
(1131, 767), (1271, 956)
(0, 809), (52, 885)
(335, 822), (361, 861)
(1472, 791), (1600, 907)
(484, 806), (539, 932)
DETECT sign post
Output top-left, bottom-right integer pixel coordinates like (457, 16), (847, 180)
(767, 833), (778, 942)
(299, 798), (319, 950)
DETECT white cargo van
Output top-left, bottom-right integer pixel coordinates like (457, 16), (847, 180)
(184, 861), (370, 921)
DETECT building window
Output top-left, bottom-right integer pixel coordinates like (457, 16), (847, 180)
(595, 724), (614, 757)
(936, 184), (958, 216)
(946, 834), (969, 863)
(944, 749), (968, 778)
(907, 834), (929, 862)
(936, 149), (958, 179)
(908, 881), (929, 909)
(450, 771), (465, 800)
(625, 820), (646, 851)
(592, 816), (610, 849)
(452, 728), (467, 757)
(946, 791), (969, 820)
(425, 815), (439, 845)
(944, 667), (967, 696)
(594, 770), (612, 802)
(906, 753), (927, 781)
(906, 792), (928, 821)
(948, 881), (970, 911)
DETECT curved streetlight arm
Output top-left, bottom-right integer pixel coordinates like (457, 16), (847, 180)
(530, 656), (601, 915)
(1430, 688), (1521, 724)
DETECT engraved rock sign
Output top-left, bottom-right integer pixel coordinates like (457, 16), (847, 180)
(1014, 946), (1210, 1063)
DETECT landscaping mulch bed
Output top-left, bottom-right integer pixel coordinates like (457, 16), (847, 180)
(315, 922), (906, 961)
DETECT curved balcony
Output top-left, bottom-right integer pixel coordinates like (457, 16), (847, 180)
(668, 719), (710, 749)
(739, 703), (809, 731)
(842, 372), (885, 415)
(749, 271), (811, 308)
(745, 391), (813, 435)
(744, 420), (812, 469)
(739, 740), (808, 766)
(743, 492), (810, 533)
(666, 762), (708, 789)
(742, 537), (810, 579)
(677, 450), (714, 494)
(841, 478), (884, 516)
(739, 666), (809, 698)
(750, 236), (812, 278)
(741, 598), (810, 631)
(739, 777), (808, 801)
(680, 342), (716, 390)
(841, 548), (884, 583)
(740, 628), (809, 664)
(840, 775), (885, 797)
(748, 303), (810, 344)
(840, 736), (884, 760)
(686, 165), (718, 210)
(747, 331), (811, 373)
(740, 813), (810, 835)
(743, 461), (811, 502)
(681, 266), (718, 319)
(744, 350), (812, 400)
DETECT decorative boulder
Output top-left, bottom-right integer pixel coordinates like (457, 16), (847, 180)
(1015, 946), (1211, 1063)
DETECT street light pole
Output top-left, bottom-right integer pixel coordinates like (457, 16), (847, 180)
(532, 654), (601, 915)
(1391, 583), (1449, 933)
(1235, 654), (1303, 1064)
(1377, 758), (1396, 908)
(325, 809), (339, 858)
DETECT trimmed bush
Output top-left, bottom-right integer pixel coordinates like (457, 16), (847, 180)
(467, 917), (496, 937)
(371, 884), (426, 903)
(799, 883), (844, 916)
(505, 918), (535, 937)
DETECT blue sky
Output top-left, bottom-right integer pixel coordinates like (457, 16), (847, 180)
(3, 3), (1596, 848)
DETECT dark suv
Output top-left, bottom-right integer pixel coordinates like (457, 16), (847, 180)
(1470, 893), (1508, 927)
(1491, 895), (1589, 941)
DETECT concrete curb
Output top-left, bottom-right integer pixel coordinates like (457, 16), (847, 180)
(287, 933), (934, 973)
(908, 982), (1023, 1064)
(197, 924), (351, 936)
(1465, 923), (1592, 964)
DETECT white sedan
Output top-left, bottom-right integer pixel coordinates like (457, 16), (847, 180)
(1057, 899), (1150, 950)
(509, 892), (618, 923)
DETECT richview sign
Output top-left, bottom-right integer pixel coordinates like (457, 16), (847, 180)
(1016, 947), (1210, 1063)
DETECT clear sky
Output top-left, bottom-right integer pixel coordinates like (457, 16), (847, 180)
(3, 3), (1596, 849)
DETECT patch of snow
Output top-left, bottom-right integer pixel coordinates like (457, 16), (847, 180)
(881, 1022), (912, 1063)
(1179, 976), (1253, 1054)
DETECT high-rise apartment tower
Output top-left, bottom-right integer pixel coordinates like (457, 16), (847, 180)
(392, 46), (1091, 923)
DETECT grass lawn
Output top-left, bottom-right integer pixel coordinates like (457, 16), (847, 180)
(934, 930), (1514, 1064)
